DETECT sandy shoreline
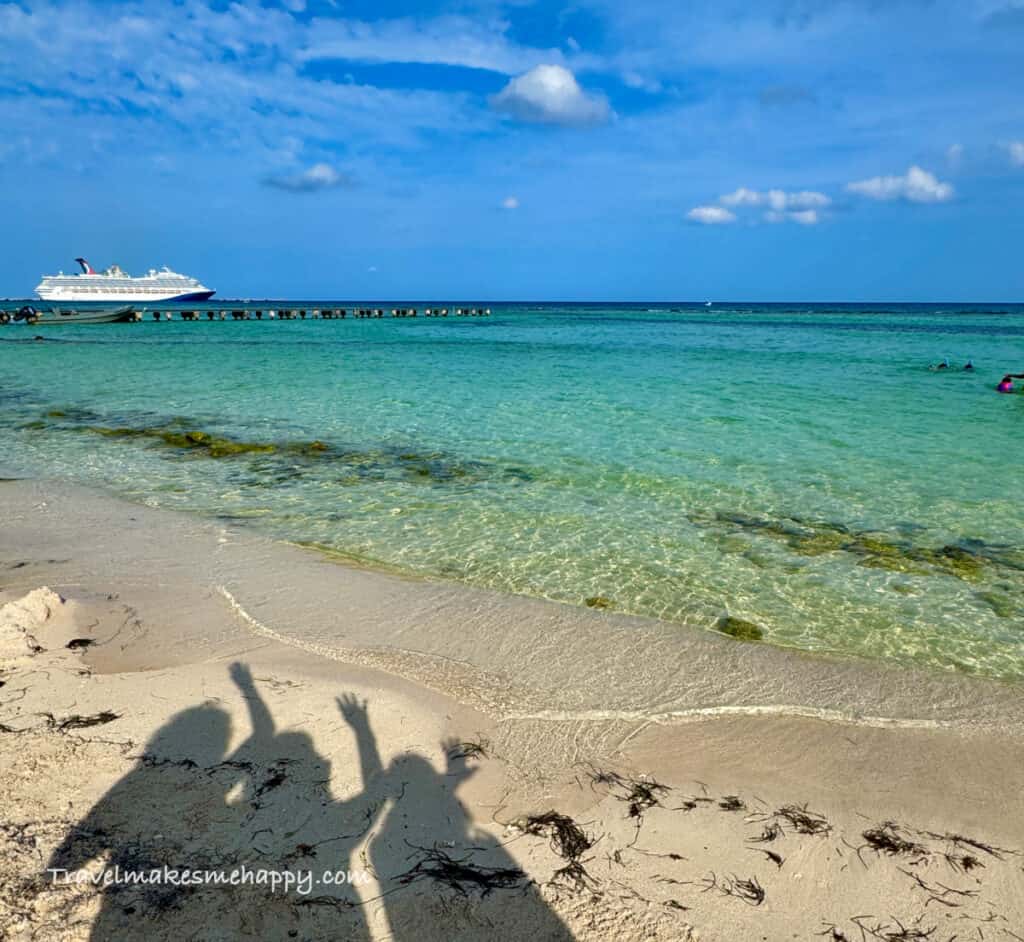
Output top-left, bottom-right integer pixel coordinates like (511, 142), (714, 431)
(2, 478), (1023, 941)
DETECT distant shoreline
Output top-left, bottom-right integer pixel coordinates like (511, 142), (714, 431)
(3, 299), (1024, 308)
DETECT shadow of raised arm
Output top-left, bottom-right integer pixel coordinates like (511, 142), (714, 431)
(230, 661), (274, 747)
(440, 736), (479, 786)
(337, 694), (383, 786)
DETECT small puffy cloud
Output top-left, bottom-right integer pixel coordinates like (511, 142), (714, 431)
(501, 195), (519, 210)
(846, 165), (953, 203)
(1008, 141), (1024, 166)
(687, 205), (736, 225)
(719, 187), (762, 207)
(264, 162), (350, 192)
(947, 143), (964, 165)
(781, 190), (830, 210)
(765, 209), (821, 225)
(491, 64), (610, 127)
(720, 187), (829, 211)
(621, 71), (663, 93)
(788, 209), (820, 225)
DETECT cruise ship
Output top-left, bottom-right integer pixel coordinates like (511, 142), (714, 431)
(35, 258), (215, 302)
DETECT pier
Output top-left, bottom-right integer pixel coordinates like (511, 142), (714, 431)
(1, 304), (494, 326)
(139, 307), (491, 322)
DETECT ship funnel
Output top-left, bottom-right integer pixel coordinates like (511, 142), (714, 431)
(75, 257), (95, 275)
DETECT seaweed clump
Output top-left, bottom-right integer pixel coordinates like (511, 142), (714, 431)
(396, 846), (525, 897)
(715, 615), (763, 642)
(90, 425), (279, 458)
(43, 711), (120, 732)
(774, 804), (831, 836)
(860, 822), (928, 861)
(696, 509), (1016, 584)
(584, 766), (670, 821)
(700, 871), (765, 906)
(519, 811), (596, 891)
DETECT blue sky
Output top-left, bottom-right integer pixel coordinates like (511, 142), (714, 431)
(0, 0), (1022, 300)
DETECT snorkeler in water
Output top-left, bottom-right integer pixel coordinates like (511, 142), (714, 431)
(998, 373), (1023, 393)
(930, 358), (950, 370)
(964, 359), (974, 371)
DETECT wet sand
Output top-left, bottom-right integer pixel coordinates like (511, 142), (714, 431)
(2, 478), (1023, 941)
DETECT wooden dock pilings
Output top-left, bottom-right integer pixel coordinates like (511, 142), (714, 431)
(130, 307), (491, 322)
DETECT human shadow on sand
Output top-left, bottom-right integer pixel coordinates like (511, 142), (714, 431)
(47, 663), (574, 941)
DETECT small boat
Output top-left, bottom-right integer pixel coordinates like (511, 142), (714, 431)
(1, 304), (136, 325)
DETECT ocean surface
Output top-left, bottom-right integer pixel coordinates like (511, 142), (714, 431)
(2, 303), (1023, 680)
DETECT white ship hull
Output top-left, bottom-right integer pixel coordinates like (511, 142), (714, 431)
(35, 258), (214, 303)
(36, 288), (215, 303)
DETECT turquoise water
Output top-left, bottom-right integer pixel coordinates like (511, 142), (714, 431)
(2, 304), (1023, 679)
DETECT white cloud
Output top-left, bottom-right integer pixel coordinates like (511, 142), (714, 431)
(846, 165), (954, 203)
(491, 64), (610, 126)
(781, 190), (830, 209)
(297, 14), (576, 76)
(621, 71), (663, 93)
(1008, 141), (1024, 167)
(265, 162), (350, 192)
(720, 187), (829, 211)
(719, 187), (762, 207)
(501, 195), (519, 209)
(947, 143), (964, 165)
(687, 206), (736, 225)
(787, 209), (820, 225)
(0, 0), (485, 173)
(764, 209), (820, 225)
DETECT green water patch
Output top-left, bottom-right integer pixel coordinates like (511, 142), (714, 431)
(23, 409), (535, 489)
(90, 425), (279, 457)
(692, 510), (1024, 590)
(975, 590), (1021, 620)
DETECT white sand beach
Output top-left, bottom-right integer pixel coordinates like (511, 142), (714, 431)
(2, 478), (1023, 941)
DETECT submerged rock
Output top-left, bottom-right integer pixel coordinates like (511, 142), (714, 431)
(975, 590), (1017, 619)
(715, 615), (764, 641)
(37, 408), (528, 489)
(857, 554), (932, 575)
(584, 596), (614, 610)
(701, 508), (1007, 584)
(790, 531), (847, 556)
(921, 545), (987, 582)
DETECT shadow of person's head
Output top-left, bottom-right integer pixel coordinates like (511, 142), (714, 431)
(143, 703), (232, 769)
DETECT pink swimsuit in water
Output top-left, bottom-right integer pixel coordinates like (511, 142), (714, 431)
(998, 380), (1014, 393)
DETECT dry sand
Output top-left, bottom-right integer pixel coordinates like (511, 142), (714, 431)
(1, 478), (1022, 941)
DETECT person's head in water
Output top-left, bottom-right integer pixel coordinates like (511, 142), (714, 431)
(964, 359), (974, 371)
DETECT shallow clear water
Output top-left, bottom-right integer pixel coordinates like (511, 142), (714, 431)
(2, 304), (1023, 679)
